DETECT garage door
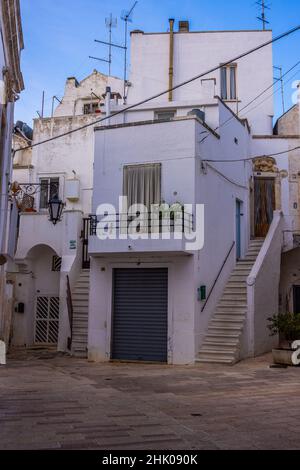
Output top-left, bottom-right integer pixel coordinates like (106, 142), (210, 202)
(112, 268), (168, 362)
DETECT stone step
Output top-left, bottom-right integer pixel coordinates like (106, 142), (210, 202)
(206, 333), (241, 343)
(217, 301), (247, 308)
(211, 319), (245, 328)
(230, 274), (251, 281)
(196, 356), (236, 365)
(226, 281), (247, 288)
(208, 327), (243, 336)
(73, 304), (89, 311)
(75, 280), (90, 287)
(198, 348), (236, 357)
(202, 339), (239, 349)
(73, 313), (88, 319)
(72, 338), (88, 345)
(73, 287), (90, 294)
(214, 315), (245, 322)
(73, 296), (89, 303)
(221, 293), (247, 300)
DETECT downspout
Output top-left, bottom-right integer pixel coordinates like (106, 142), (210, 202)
(168, 18), (175, 102)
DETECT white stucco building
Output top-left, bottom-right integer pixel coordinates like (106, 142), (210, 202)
(0, 0), (24, 349)
(11, 70), (123, 355)
(10, 19), (300, 365)
(85, 21), (291, 365)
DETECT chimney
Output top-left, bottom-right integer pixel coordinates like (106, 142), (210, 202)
(178, 21), (190, 33)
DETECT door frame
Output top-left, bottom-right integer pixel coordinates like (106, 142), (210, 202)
(252, 173), (277, 239)
(106, 262), (174, 364)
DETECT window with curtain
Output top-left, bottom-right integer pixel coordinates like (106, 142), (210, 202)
(123, 163), (161, 210)
(220, 65), (237, 100)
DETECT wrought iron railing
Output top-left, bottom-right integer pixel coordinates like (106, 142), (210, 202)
(89, 210), (194, 237)
(10, 182), (59, 212)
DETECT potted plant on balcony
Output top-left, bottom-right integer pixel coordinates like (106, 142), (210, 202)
(268, 313), (300, 366)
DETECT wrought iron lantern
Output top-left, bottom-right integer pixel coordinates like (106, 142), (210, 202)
(48, 194), (64, 225)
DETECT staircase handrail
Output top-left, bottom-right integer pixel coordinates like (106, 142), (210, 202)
(201, 241), (236, 312)
(66, 274), (73, 351)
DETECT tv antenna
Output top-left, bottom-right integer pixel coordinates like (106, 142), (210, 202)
(90, 13), (117, 75)
(121, 1), (138, 104)
(256, 0), (270, 30)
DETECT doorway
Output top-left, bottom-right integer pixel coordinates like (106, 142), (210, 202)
(254, 177), (275, 238)
(112, 268), (168, 362)
(293, 286), (300, 315)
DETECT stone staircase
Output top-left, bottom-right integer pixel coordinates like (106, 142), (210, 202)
(71, 270), (90, 358)
(196, 239), (265, 365)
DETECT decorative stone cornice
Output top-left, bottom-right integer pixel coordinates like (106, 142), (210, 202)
(253, 156), (279, 174)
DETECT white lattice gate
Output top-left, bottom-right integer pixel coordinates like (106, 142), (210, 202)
(35, 296), (60, 344)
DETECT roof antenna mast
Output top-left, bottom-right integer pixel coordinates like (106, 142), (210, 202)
(106, 14), (118, 76)
(90, 13), (117, 75)
(256, 0), (270, 30)
(121, 1), (138, 104)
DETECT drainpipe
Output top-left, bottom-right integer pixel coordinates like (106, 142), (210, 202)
(105, 87), (111, 124)
(168, 18), (175, 102)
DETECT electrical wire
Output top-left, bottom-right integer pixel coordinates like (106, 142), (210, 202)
(14, 24), (300, 154)
(203, 145), (300, 163)
(239, 68), (300, 118)
(199, 60), (300, 143)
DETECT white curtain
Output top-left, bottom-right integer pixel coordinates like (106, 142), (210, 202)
(123, 163), (161, 210)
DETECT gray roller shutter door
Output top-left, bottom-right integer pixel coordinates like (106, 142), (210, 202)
(112, 268), (168, 362)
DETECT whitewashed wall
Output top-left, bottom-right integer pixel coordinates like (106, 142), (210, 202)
(128, 30), (274, 134)
(89, 103), (252, 364)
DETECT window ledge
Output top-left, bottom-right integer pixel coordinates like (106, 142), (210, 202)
(222, 99), (241, 103)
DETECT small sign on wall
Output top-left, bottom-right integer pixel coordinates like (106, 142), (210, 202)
(69, 240), (77, 250)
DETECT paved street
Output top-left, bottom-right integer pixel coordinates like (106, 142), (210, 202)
(1, 349), (300, 450)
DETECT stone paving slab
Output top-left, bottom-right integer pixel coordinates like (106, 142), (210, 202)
(0, 349), (300, 450)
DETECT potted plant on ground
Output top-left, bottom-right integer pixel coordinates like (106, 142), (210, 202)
(268, 313), (300, 366)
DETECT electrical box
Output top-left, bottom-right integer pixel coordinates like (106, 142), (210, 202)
(198, 286), (206, 302)
(65, 178), (80, 202)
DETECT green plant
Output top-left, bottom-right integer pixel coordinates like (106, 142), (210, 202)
(268, 313), (300, 342)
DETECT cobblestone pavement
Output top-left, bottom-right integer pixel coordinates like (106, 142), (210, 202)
(0, 349), (300, 450)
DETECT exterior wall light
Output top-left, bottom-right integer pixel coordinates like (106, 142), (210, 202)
(48, 195), (65, 225)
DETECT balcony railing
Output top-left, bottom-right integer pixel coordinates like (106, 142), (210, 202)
(89, 210), (194, 237)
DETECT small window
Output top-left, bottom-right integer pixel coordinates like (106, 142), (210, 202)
(39, 177), (60, 210)
(52, 256), (62, 272)
(83, 102), (99, 115)
(220, 65), (237, 101)
(155, 110), (176, 121)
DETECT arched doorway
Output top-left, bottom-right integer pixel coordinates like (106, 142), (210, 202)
(13, 244), (61, 346)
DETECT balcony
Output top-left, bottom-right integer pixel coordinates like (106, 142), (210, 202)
(88, 210), (196, 256)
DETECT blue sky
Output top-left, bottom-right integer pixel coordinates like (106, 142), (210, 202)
(16, 0), (300, 126)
